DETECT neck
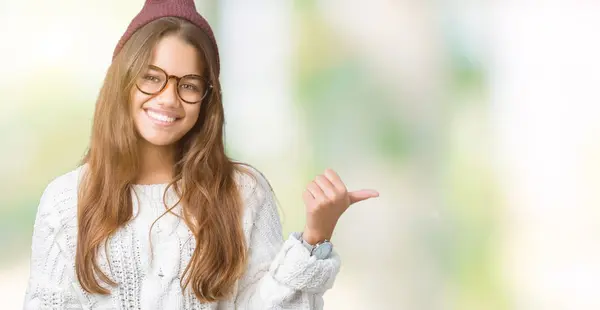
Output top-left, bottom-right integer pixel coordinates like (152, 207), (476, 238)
(135, 141), (176, 185)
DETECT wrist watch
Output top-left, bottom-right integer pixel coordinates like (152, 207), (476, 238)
(293, 232), (333, 260)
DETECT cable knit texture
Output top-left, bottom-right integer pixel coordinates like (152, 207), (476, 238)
(23, 166), (341, 309)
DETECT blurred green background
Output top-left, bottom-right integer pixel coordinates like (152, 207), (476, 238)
(3, 1), (600, 309)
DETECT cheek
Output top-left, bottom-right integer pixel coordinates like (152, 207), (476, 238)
(183, 105), (201, 126)
(130, 90), (146, 110)
(129, 92), (143, 126)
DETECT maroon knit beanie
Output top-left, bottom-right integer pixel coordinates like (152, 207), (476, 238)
(112, 0), (220, 77)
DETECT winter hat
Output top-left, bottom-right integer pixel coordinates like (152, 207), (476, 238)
(112, 0), (220, 77)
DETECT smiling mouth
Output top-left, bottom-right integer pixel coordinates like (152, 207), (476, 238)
(144, 109), (181, 124)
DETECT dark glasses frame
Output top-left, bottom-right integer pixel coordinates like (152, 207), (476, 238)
(135, 64), (213, 104)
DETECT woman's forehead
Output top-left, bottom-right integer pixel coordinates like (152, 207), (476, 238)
(148, 34), (205, 76)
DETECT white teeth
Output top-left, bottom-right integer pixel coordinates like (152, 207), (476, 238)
(147, 110), (176, 123)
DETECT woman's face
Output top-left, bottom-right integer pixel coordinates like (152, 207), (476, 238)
(130, 34), (205, 147)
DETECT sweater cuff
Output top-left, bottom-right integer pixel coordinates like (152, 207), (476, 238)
(268, 232), (341, 292)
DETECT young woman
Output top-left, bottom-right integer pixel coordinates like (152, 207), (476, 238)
(23, 1), (379, 309)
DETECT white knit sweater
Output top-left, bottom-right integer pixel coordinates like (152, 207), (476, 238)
(23, 166), (341, 309)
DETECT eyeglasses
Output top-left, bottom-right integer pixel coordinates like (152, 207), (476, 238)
(135, 65), (213, 104)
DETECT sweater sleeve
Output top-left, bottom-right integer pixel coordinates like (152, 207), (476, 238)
(233, 170), (341, 309)
(23, 177), (87, 310)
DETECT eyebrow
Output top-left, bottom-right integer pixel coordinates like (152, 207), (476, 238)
(147, 64), (204, 77)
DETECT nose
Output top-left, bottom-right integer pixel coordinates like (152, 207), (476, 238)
(156, 78), (179, 107)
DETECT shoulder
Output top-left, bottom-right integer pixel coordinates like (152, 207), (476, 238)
(36, 166), (84, 225)
(41, 166), (82, 199)
(232, 163), (282, 238)
(232, 163), (281, 226)
(233, 163), (275, 208)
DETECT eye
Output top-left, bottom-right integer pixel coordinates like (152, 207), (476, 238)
(180, 84), (200, 92)
(143, 74), (161, 83)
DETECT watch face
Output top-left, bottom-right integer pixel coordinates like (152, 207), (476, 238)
(313, 242), (333, 259)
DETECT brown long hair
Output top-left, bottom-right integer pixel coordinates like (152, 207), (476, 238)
(76, 17), (252, 302)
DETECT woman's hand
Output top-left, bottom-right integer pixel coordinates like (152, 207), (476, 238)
(302, 168), (379, 245)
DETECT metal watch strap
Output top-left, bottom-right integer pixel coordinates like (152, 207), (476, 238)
(298, 232), (331, 259)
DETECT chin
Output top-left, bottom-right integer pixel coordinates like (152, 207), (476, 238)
(141, 137), (179, 147)
(134, 126), (182, 147)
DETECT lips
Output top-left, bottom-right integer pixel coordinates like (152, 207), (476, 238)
(147, 109), (176, 123)
(143, 108), (182, 125)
